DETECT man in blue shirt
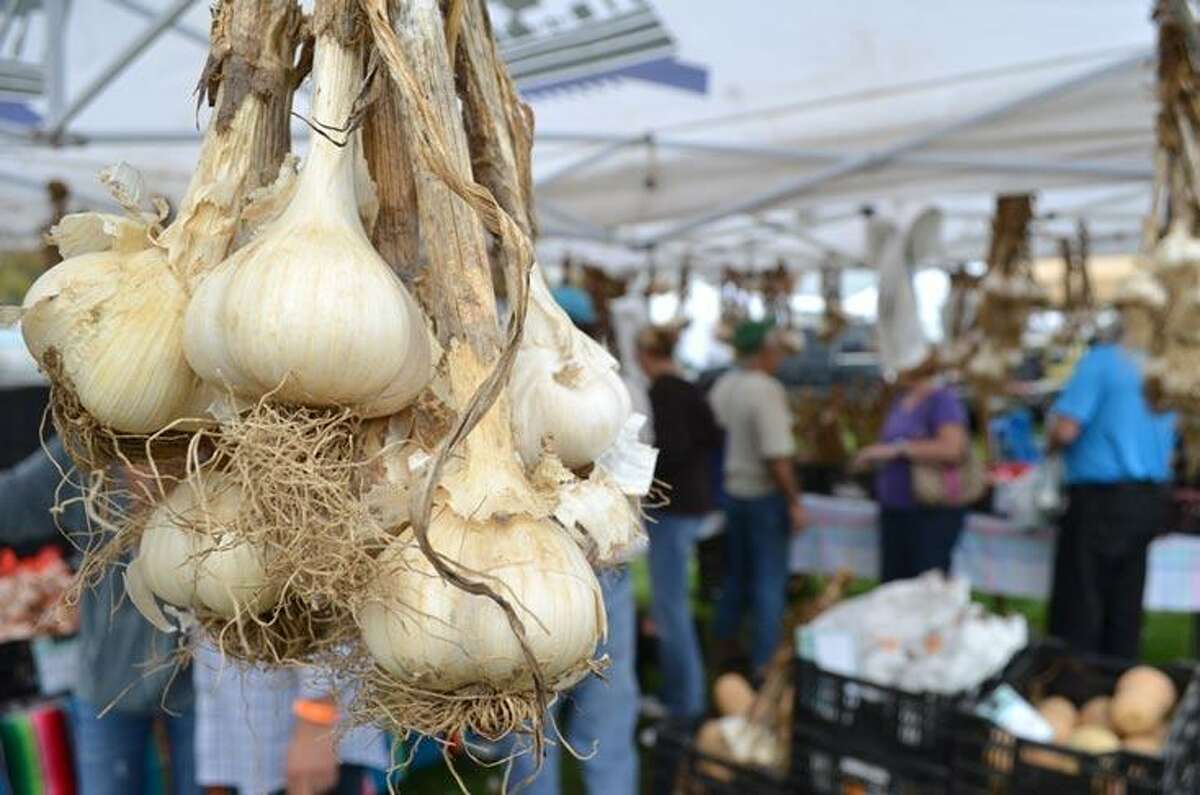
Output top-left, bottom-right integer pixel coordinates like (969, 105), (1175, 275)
(1047, 322), (1176, 658)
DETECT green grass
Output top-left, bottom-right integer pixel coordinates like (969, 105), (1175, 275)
(0, 249), (43, 303)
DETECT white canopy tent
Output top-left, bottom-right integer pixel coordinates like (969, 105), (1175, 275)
(0, 0), (1170, 274)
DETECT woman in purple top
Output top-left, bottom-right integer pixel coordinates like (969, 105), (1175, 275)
(855, 362), (970, 582)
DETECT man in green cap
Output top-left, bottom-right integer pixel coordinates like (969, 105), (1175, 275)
(708, 319), (805, 673)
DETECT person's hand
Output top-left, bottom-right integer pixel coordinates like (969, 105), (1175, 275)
(853, 443), (901, 470)
(286, 717), (339, 795)
(789, 499), (807, 534)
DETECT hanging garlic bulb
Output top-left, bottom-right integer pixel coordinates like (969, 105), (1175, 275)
(182, 32), (430, 416)
(130, 474), (278, 618)
(21, 237), (200, 434)
(359, 512), (604, 691)
(508, 271), (631, 468)
(1154, 220), (1200, 270)
(1113, 270), (1168, 311)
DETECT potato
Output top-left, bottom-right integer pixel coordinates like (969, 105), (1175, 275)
(1038, 696), (1078, 742)
(694, 719), (734, 782)
(1079, 696), (1112, 728)
(1112, 666), (1177, 736)
(1067, 725), (1121, 755)
(713, 672), (756, 717)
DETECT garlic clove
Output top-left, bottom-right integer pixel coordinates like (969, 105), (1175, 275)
(124, 556), (176, 633)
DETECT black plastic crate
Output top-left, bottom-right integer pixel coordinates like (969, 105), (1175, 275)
(650, 727), (791, 795)
(790, 724), (949, 795)
(952, 639), (1200, 795)
(792, 655), (963, 767)
(0, 640), (39, 702)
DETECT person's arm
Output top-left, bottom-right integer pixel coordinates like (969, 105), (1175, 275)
(898, 423), (968, 464)
(1046, 349), (1104, 453)
(287, 670), (340, 795)
(0, 439), (73, 548)
(856, 389), (968, 467)
(758, 382), (805, 532)
(1045, 415), (1081, 452)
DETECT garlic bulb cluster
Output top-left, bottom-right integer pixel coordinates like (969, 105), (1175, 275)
(980, 271), (1047, 304)
(1113, 270), (1168, 311)
(509, 271), (631, 468)
(182, 34), (431, 416)
(21, 231), (199, 434)
(360, 513), (605, 691)
(131, 475), (277, 619)
(1154, 221), (1200, 270)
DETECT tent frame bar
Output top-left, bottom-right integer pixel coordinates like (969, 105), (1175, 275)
(108, 0), (207, 46)
(638, 48), (1153, 246)
(73, 126), (1149, 185)
(42, 0), (197, 141)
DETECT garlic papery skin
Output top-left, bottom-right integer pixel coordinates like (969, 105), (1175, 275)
(182, 32), (430, 416)
(134, 475), (278, 618)
(554, 470), (645, 566)
(508, 269), (632, 468)
(359, 513), (605, 692)
(21, 247), (201, 434)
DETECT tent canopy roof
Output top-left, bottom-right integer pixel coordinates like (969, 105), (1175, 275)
(0, 0), (1163, 272)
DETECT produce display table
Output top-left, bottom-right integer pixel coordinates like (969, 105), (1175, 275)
(790, 494), (1200, 612)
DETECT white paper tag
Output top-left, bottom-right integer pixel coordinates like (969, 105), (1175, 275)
(595, 413), (658, 496)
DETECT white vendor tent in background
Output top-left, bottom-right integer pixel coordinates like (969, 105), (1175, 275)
(0, 0), (1166, 275)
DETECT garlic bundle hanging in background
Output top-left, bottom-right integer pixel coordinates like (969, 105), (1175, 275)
(128, 474), (278, 622)
(183, 29), (431, 416)
(509, 270), (632, 469)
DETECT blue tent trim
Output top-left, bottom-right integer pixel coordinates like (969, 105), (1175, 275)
(0, 101), (40, 127)
(522, 57), (709, 98)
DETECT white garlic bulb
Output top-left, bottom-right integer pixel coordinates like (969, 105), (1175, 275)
(359, 513), (605, 691)
(509, 271), (631, 468)
(1113, 270), (1168, 311)
(510, 346), (632, 469)
(134, 475), (278, 618)
(1155, 221), (1200, 270)
(182, 33), (430, 416)
(22, 246), (201, 433)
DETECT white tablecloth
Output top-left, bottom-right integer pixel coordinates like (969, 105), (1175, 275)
(785, 494), (1200, 613)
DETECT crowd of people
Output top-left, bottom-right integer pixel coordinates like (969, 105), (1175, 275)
(0, 283), (1180, 794)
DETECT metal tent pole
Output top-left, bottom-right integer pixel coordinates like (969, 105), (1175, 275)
(639, 49), (1153, 247)
(43, 0), (197, 141)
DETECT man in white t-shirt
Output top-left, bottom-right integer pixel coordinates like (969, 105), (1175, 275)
(709, 320), (805, 673)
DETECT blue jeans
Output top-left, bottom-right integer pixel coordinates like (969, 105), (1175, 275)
(509, 568), (639, 795)
(714, 493), (790, 671)
(70, 697), (196, 795)
(646, 511), (706, 720)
